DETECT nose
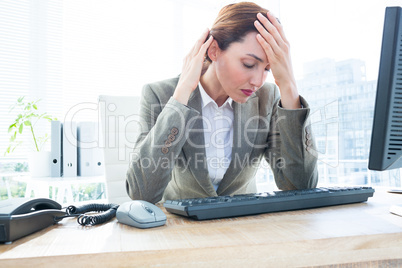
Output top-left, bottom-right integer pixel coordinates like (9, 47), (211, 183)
(249, 71), (266, 89)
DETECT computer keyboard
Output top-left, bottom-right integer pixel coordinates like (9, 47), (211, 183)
(163, 186), (375, 220)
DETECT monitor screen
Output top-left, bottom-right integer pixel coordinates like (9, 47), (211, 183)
(369, 6), (402, 171)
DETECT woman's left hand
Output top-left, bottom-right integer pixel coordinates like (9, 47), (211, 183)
(254, 11), (301, 109)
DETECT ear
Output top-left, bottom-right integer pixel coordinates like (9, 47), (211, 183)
(207, 40), (220, 61)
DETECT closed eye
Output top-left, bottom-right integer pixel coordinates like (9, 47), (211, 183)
(243, 62), (270, 72)
(243, 63), (255, 69)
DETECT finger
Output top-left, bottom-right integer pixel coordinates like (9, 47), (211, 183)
(197, 35), (214, 58)
(256, 33), (275, 61)
(256, 13), (283, 49)
(191, 28), (210, 56)
(266, 11), (288, 44)
(254, 19), (281, 54)
(256, 13), (281, 44)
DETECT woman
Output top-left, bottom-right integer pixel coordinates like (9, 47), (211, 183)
(126, 2), (318, 204)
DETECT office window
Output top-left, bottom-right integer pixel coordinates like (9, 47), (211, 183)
(279, 0), (402, 188)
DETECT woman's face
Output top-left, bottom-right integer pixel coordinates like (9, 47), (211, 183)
(214, 31), (270, 103)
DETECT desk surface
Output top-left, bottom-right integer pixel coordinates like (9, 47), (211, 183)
(1, 190), (402, 267)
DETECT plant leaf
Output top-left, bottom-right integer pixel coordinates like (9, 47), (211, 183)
(26, 112), (35, 119)
(10, 132), (16, 142)
(8, 124), (16, 132)
(6, 96), (55, 155)
(4, 146), (11, 156)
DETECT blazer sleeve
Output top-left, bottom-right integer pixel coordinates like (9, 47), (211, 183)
(264, 87), (319, 190)
(126, 83), (199, 203)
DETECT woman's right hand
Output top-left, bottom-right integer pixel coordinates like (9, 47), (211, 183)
(173, 29), (214, 105)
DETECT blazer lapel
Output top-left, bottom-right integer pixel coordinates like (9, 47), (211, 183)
(217, 95), (259, 194)
(181, 87), (217, 196)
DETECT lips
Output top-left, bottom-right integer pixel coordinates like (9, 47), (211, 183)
(241, 89), (254, 96)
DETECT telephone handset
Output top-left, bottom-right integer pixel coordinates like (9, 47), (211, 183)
(0, 198), (67, 243)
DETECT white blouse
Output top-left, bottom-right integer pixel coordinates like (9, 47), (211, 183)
(198, 83), (234, 191)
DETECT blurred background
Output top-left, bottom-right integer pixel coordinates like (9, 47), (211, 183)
(1, 0), (401, 201)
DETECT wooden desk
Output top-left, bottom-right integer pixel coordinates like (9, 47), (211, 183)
(0, 190), (401, 267)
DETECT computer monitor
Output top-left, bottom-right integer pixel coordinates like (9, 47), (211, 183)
(369, 6), (402, 171)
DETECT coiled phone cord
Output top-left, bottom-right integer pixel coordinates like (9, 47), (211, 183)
(64, 203), (119, 226)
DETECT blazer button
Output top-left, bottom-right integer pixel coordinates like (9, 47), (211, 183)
(171, 128), (179, 135)
(161, 147), (169, 154)
(306, 139), (312, 146)
(168, 134), (176, 142)
(306, 133), (312, 140)
(165, 140), (172, 147)
(305, 127), (311, 135)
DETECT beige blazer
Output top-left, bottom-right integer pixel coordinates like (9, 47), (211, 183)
(126, 77), (318, 203)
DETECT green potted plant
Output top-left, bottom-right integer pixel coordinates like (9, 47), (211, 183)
(5, 96), (57, 177)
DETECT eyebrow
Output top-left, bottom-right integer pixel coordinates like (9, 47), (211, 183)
(246, 53), (264, 63)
